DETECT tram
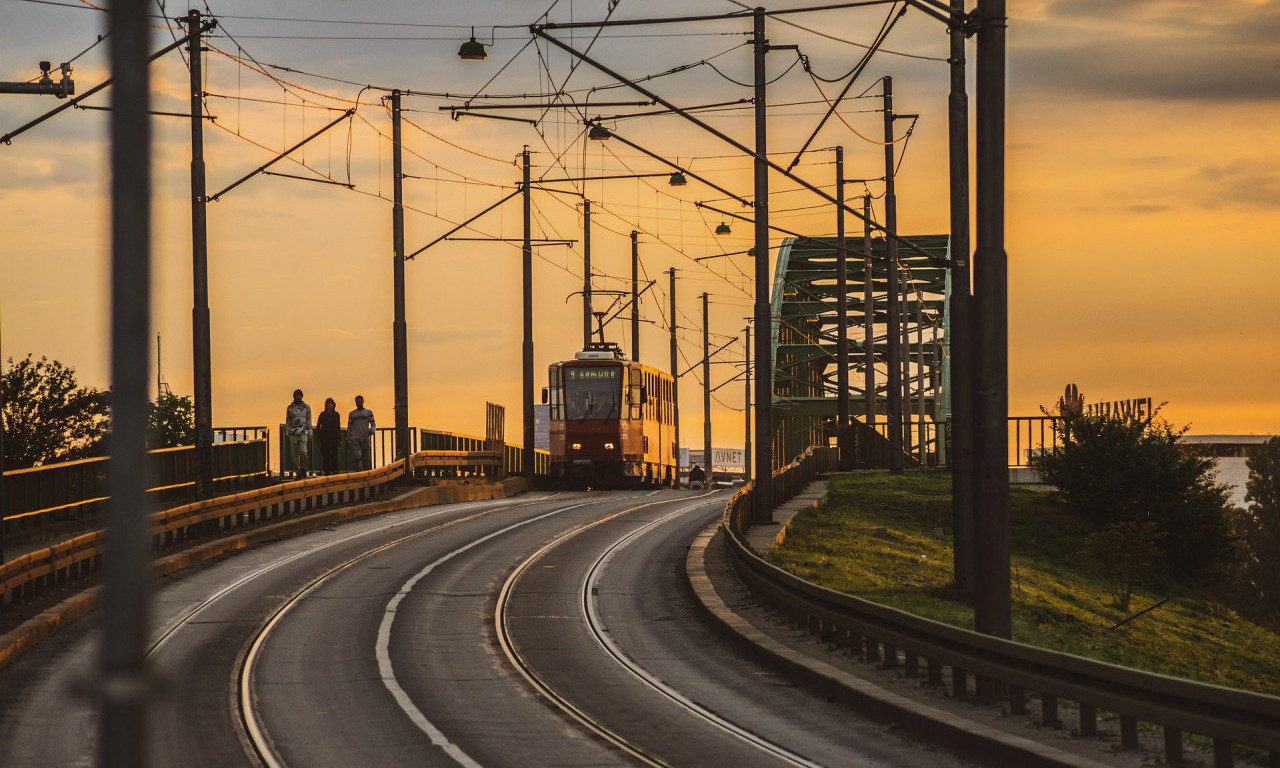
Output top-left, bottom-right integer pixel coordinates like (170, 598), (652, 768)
(545, 342), (677, 489)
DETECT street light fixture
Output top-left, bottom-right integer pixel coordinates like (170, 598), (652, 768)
(458, 28), (488, 60)
(587, 124), (611, 140)
(715, 221), (731, 235)
(668, 171), (688, 186)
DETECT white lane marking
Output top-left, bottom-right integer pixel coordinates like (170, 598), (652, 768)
(375, 501), (598, 768)
(147, 498), (514, 658)
(234, 495), (563, 768)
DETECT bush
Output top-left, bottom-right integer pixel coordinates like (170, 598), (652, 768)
(1030, 408), (1237, 587)
(1084, 521), (1164, 611)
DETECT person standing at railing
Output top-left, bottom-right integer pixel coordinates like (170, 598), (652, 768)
(347, 395), (376, 471)
(285, 389), (312, 480)
(316, 397), (341, 475)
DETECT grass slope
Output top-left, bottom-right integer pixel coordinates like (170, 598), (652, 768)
(771, 471), (1280, 697)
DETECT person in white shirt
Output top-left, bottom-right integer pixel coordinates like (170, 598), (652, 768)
(347, 395), (376, 471)
(285, 389), (312, 480)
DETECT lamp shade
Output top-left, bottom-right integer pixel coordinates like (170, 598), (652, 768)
(588, 125), (611, 141)
(458, 36), (487, 60)
(668, 171), (688, 186)
(715, 222), (731, 235)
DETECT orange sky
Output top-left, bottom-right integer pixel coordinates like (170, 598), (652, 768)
(2, 0), (1278, 446)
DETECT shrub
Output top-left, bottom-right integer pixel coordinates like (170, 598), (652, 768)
(1030, 408), (1237, 587)
(1084, 521), (1164, 611)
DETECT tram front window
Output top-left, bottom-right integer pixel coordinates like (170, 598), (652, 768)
(565, 368), (621, 420)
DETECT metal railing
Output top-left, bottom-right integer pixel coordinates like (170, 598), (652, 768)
(278, 426), (550, 477)
(0, 448), (519, 615)
(2, 429), (270, 532)
(1009, 415), (1061, 467)
(721, 461), (1279, 767)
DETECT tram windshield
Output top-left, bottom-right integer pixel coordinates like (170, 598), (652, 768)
(564, 366), (621, 420)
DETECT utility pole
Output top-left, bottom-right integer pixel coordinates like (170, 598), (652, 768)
(186, 9), (213, 499)
(702, 291), (712, 482)
(669, 269), (681, 486)
(744, 325), (752, 483)
(391, 90), (410, 461)
(1, 308), (5, 563)
(631, 230), (640, 362)
(583, 200), (592, 349)
(835, 146), (851, 469)
(974, 0), (1011, 640)
(522, 147), (535, 483)
(863, 195), (875, 426)
(751, 7), (774, 520)
(883, 76), (903, 473)
(948, 0), (976, 593)
(100, 0), (153, 763)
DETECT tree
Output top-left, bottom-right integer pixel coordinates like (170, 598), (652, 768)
(1030, 407), (1237, 587)
(1241, 437), (1280, 622)
(147, 392), (195, 449)
(1, 354), (111, 468)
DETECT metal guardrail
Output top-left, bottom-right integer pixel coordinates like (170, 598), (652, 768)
(0, 448), (501, 612)
(2, 430), (270, 531)
(721, 457), (1280, 767)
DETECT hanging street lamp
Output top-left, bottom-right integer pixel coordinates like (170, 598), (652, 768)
(458, 28), (488, 60)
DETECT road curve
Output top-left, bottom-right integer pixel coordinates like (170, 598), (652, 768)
(0, 490), (978, 768)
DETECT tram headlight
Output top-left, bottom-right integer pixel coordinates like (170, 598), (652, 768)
(571, 442), (582, 451)
(603, 442), (616, 450)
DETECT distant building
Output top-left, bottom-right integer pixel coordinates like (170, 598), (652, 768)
(1181, 435), (1276, 508)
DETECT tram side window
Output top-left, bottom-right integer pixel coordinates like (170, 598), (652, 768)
(629, 367), (643, 420)
(548, 365), (565, 420)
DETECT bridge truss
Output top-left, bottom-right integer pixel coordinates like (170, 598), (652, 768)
(769, 234), (952, 466)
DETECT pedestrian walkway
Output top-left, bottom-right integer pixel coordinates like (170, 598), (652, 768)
(744, 479), (827, 555)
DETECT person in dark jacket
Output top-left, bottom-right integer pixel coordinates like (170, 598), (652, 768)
(688, 463), (706, 489)
(316, 397), (342, 475)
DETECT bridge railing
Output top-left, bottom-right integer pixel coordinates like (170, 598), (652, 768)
(720, 456), (1279, 767)
(0, 448), (522, 617)
(2, 428), (270, 535)
(278, 426), (550, 477)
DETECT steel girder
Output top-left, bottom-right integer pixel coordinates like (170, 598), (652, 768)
(769, 235), (951, 464)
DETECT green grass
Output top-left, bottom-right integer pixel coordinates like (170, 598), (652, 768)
(771, 470), (1280, 697)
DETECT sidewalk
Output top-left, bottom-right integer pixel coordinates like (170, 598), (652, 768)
(744, 479), (828, 555)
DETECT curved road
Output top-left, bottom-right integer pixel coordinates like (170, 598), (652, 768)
(0, 490), (976, 767)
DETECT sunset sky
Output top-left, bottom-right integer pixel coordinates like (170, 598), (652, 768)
(2, 0), (1278, 451)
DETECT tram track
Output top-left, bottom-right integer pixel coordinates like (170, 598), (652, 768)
(496, 491), (824, 768)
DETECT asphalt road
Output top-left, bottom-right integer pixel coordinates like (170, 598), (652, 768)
(0, 490), (977, 768)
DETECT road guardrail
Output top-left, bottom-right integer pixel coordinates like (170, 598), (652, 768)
(721, 454), (1280, 768)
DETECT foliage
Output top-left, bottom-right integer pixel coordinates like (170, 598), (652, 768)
(1, 354), (110, 468)
(147, 392), (195, 449)
(1083, 521), (1164, 611)
(773, 471), (1280, 696)
(1240, 437), (1280, 623)
(1029, 408), (1237, 587)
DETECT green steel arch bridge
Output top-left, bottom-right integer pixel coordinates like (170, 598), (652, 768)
(769, 233), (952, 467)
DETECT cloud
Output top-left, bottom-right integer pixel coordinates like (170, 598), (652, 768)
(1192, 160), (1280, 210)
(1014, 1), (1280, 102)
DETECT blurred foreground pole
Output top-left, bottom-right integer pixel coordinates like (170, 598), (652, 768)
(100, 0), (154, 766)
(973, 0), (1011, 641)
